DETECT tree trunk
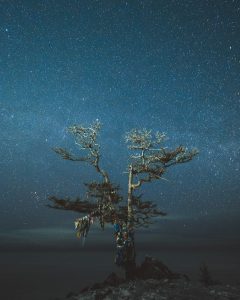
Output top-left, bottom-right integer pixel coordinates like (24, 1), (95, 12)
(125, 259), (136, 280)
(127, 164), (133, 228)
(125, 164), (137, 279)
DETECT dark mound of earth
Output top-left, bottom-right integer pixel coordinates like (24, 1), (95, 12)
(57, 256), (240, 300)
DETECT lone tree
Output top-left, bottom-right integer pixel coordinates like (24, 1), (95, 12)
(48, 120), (198, 279)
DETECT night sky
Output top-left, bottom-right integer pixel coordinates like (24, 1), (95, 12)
(0, 0), (240, 253)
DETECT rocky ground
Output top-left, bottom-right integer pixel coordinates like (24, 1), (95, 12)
(57, 257), (240, 300)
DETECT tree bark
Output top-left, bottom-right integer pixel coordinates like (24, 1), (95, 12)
(125, 164), (137, 279)
(127, 164), (133, 228)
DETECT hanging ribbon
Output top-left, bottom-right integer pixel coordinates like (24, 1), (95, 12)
(74, 215), (93, 242)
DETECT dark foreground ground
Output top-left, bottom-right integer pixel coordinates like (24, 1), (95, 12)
(58, 256), (240, 300)
(0, 249), (240, 300)
(63, 277), (240, 300)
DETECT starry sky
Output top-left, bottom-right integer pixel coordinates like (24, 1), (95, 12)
(0, 0), (240, 251)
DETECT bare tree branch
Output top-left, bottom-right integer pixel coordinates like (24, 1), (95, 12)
(125, 129), (198, 192)
(67, 120), (110, 183)
(53, 147), (90, 162)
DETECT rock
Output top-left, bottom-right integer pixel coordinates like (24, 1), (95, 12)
(95, 287), (113, 300)
(59, 257), (240, 300)
(136, 256), (180, 280)
(61, 276), (240, 300)
(145, 278), (161, 286)
(119, 289), (131, 297)
(103, 272), (125, 287)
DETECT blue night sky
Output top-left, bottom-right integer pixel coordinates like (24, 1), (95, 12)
(0, 0), (239, 250)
